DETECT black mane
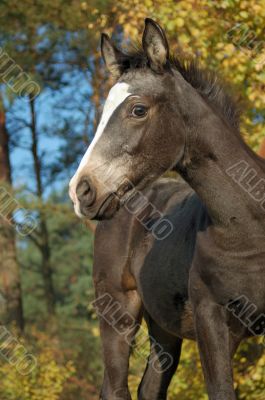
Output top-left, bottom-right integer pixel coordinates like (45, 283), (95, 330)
(118, 45), (240, 130)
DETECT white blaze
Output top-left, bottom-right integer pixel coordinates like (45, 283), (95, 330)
(69, 82), (131, 204)
(75, 82), (131, 175)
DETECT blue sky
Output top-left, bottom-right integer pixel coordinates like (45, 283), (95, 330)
(8, 70), (93, 199)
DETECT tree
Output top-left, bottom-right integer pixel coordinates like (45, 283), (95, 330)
(0, 95), (24, 329)
(0, 0), (101, 318)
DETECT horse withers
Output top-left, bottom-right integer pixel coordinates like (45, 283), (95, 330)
(70, 19), (265, 400)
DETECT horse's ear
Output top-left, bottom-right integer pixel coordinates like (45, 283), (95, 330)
(142, 18), (169, 72)
(101, 33), (124, 79)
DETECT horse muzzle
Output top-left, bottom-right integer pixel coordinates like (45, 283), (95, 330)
(69, 176), (122, 220)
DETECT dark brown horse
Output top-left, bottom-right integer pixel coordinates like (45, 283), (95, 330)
(70, 19), (265, 400)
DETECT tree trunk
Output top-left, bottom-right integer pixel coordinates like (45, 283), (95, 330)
(0, 107), (24, 330)
(29, 98), (56, 315)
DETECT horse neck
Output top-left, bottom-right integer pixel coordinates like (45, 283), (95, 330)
(177, 107), (265, 228)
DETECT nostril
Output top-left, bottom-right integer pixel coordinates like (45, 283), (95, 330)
(76, 179), (90, 200)
(82, 186), (90, 196)
(76, 178), (96, 207)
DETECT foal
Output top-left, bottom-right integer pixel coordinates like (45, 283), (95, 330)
(93, 177), (208, 399)
(70, 19), (265, 400)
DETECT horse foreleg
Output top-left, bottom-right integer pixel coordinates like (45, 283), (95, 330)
(193, 298), (237, 400)
(95, 288), (142, 400)
(137, 313), (182, 400)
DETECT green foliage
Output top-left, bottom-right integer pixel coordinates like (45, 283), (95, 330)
(0, 328), (75, 400)
(234, 338), (265, 399)
(18, 189), (94, 324)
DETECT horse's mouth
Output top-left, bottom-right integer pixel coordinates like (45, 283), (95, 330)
(79, 192), (119, 220)
(79, 181), (136, 220)
(95, 181), (136, 220)
(95, 186), (135, 220)
(95, 193), (120, 220)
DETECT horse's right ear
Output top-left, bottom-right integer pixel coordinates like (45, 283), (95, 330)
(101, 33), (124, 79)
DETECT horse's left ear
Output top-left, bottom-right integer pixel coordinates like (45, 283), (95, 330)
(101, 33), (125, 79)
(142, 18), (169, 72)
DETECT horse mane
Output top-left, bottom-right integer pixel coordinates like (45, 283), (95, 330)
(118, 45), (240, 130)
(170, 57), (240, 130)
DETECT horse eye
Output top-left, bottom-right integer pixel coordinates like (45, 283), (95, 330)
(131, 105), (148, 118)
